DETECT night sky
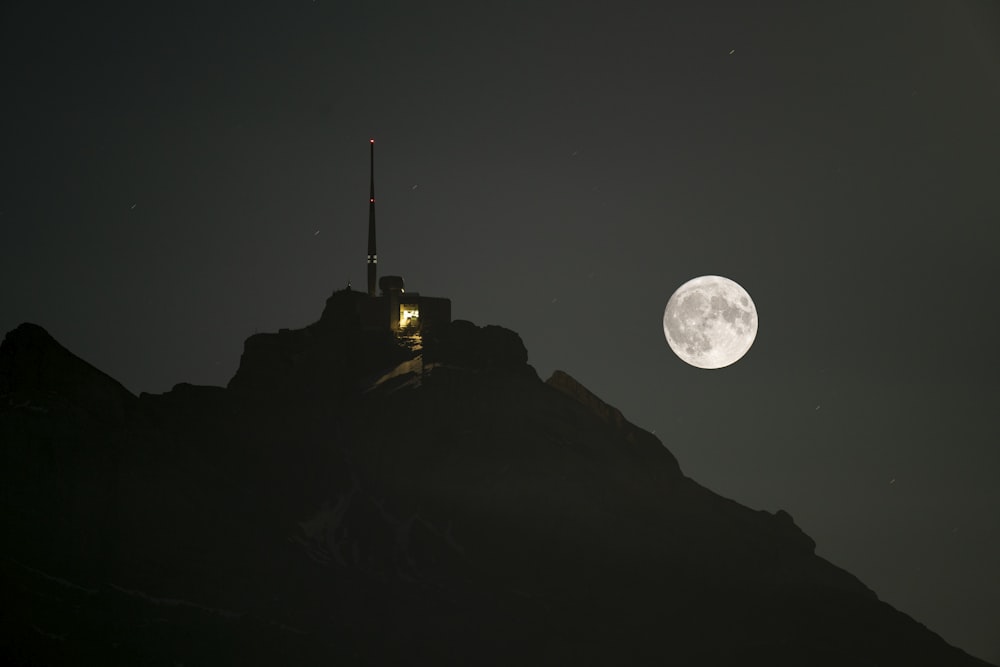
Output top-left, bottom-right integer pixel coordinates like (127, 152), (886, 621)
(2, 1), (998, 661)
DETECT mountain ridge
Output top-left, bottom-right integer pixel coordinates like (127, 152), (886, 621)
(0, 301), (993, 666)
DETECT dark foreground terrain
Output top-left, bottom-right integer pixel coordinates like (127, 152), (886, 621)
(1, 290), (993, 666)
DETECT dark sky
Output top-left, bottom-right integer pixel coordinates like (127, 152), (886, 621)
(2, 1), (999, 661)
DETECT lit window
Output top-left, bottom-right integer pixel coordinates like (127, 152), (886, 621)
(400, 306), (420, 328)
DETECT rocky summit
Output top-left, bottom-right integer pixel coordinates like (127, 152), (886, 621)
(0, 291), (993, 666)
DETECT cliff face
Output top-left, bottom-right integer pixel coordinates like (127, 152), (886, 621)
(0, 304), (993, 667)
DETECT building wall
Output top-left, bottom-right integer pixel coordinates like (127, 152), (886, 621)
(357, 293), (451, 336)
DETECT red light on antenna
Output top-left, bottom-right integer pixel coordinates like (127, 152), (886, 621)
(370, 139), (375, 144)
(370, 198), (375, 203)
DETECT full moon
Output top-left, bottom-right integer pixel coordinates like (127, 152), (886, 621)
(663, 275), (758, 369)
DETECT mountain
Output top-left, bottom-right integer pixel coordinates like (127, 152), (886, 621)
(0, 289), (993, 666)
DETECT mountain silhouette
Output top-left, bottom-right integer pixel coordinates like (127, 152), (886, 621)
(0, 289), (993, 666)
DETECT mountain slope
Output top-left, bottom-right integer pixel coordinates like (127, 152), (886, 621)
(1, 297), (993, 666)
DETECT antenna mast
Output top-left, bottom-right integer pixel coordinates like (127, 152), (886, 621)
(367, 139), (377, 296)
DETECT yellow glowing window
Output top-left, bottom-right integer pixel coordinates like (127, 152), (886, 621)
(400, 306), (420, 328)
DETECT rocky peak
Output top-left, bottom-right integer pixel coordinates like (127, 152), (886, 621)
(0, 317), (993, 667)
(0, 322), (135, 424)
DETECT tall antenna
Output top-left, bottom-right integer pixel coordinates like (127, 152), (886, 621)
(367, 138), (377, 296)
